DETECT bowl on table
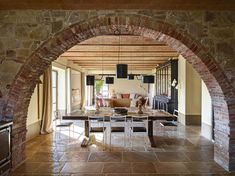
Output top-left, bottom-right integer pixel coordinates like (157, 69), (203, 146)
(113, 107), (128, 115)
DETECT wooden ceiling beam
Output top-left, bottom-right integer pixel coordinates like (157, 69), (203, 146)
(67, 57), (173, 61)
(67, 49), (176, 53)
(76, 44), (167, 46)
(73, 61), (165, 64)
(61, 54), (178, 57)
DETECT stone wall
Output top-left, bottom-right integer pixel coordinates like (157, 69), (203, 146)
(0, 10), (235, 171)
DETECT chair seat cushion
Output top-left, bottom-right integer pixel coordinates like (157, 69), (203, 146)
(56, 122), (73, 127)
(111, 127), (125, 132)
(131, 127), (147, 132)
(90, 127), (106, 133)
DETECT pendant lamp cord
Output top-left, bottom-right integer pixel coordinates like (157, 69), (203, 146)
(118, 34), (120, 64)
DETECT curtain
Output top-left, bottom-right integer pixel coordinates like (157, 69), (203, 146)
(40, 65), (53, 134)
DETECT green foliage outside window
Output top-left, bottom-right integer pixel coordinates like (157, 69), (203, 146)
(95, 80), (104, 94)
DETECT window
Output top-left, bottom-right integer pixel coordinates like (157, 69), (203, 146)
(52, 70), (58, 118)
(95, 80), (109, 98)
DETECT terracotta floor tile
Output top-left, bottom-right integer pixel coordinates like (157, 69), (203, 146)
(132, 162), (157, 173)
(60, 152), (90, 162)
(154, 162), (190, 174)
(155, 152), (190, 162)
(27, 152), (64, 162)
(35, 161), (65, 173)
(103, 163), (131, 173)
(123, 152), (157, 162)
(71, 174), (105, 176)
(13, 162), (41, 173)
(61, 162), (103, 173)
(88, 152), (122, 162)
(184, 162), (226, 174)
(184, 151), (214, 162)
(106, 174), (147, 176)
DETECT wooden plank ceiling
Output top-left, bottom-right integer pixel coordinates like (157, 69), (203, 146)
(60, 35), (179, 71)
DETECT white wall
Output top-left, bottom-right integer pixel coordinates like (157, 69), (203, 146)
(201, 81), (212, 125)
(177, 55), (201, 125)
(201, 80), (213, 140)
(71, 70), (82, 111)
(108, 77), (149, 96)
(178, 57), (186, 115)
(186, 61), (201, 115)
(27, 86), (39, 126)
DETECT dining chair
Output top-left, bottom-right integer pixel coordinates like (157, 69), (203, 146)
(54, 110), (74, 140)
(88, 115), (107, 149)
(109, 115), (127, 148)
(159, 109), (178, 127)
(130, 115), (149, 150)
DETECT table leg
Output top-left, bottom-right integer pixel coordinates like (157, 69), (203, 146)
(85, 120), (89, 137)
(148, 120), (153, 137)
(148, 120), (156, 147)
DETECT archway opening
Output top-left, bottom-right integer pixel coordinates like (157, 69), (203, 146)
(6, 15), (234, 171)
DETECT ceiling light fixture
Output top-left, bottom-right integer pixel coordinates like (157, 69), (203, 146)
(105, 76), (114, 84)
(86, 75), (95, 86)
(116, 32), (128, 78)
(142, 75), (155, 84)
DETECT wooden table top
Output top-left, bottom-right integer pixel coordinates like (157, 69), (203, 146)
(63, 107), (175, 121)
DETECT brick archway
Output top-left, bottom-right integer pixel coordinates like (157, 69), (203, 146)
(6, 15), (235, 171)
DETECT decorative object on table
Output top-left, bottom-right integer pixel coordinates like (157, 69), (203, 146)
(88, 134), (96, 145)
(95, 98), (100, 113)
(114, 107), (128, 115)
(137, 98), (143, 114)
(81, 137), (89, 147)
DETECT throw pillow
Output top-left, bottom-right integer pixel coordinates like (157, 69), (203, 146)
(122, 93), (130, 99)
(116, 93), (122, 99)
(129, 93), (136, 99)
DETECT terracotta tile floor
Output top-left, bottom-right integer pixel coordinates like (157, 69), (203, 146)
(11, 121), (234, 175)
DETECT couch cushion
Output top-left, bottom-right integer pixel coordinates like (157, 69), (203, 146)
(130, 93), (136, 99)
(122, 93), (130, 99)
(112, 99), (131, 107)
(116, 93), (122, 99)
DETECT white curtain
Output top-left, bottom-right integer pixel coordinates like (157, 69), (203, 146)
(40, 65), (53, 134)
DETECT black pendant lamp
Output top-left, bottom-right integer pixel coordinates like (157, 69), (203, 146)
(142, 75), (155, 84)
(105, 77), (114, 84)
(116, 64), (128, 78)
(128, 74), (135, 80)
(116, 35), (128, 79)
(86, 75), (95, 86)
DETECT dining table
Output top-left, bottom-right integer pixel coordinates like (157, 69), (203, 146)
(63, 107), (176, 147)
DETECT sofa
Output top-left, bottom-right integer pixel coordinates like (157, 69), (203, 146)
(109, 98), (131, 108)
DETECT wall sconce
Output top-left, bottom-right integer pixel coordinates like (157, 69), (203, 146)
(171, 79), (177, 87)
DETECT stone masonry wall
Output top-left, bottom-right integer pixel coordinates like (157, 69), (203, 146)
(0, 10), (234, 171)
